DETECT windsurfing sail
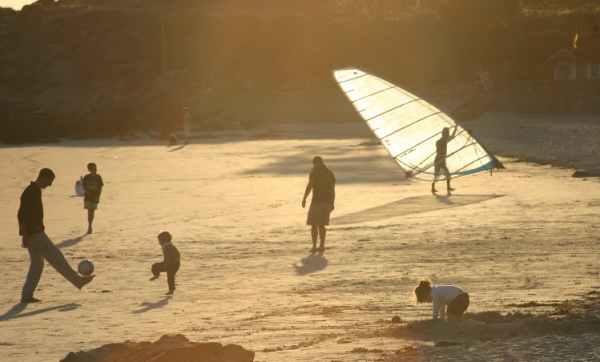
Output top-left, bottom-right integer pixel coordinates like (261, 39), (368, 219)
(332, 67), (504, 183)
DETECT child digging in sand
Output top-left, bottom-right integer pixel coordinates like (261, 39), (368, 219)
(150, 231), (180, 295)
(414, 279), (469, 322)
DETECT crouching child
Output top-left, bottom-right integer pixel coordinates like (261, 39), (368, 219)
(414, 279), (469, 322)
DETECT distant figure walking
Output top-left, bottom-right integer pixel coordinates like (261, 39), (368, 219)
(302, 156), (336, 252)
(182, 107), (191, 145)
(414, 279), (469, 323)
(83, 162), (104, 234)
(19, 168), (94, 303)
(150, 231), (181, 295)
(432, 127), (457, 193)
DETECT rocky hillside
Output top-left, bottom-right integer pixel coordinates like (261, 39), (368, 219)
(0, 0), (599, 142)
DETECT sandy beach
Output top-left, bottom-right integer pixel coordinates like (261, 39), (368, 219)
(1, 115), (600, 361)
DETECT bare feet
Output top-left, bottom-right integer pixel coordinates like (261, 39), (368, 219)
(87, 227), (92, 234)
(149, 276), (159, 281)
(431, 188), (437, 193)
(76, 275), (95, 290)
(310, 247), (317, 253)
(317, 245), (325, 252)
(165, 290), (174, 295)
(447, 187), (455, 191)
(21, 297), (41, 303)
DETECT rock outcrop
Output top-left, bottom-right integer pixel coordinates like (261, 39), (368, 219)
(60, 334), (255, 362)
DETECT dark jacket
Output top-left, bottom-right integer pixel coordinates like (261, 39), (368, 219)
(18, 182), (45, 236)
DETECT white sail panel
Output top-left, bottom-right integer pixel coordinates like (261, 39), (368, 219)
(333, 67), (503, 183)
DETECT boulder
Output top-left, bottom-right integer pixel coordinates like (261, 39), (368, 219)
(60, 334), (255, 362)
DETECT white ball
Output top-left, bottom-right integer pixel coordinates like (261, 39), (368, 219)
(78, 260), (94, 276)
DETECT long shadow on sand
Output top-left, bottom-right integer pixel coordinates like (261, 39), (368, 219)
(332, 194), (503, 225)
(294, 252), (328, 276)
(168, 144), (187, 152)
(56, 234), (87, 249)
(132, 297), (171, 313)
(0, 303), (80, 321)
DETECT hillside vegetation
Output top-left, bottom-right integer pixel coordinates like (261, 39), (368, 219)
(0, 0), (599, 142)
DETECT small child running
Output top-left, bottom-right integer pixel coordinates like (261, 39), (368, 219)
(414, 279), (469, 322)
(150, 231), (181, 295)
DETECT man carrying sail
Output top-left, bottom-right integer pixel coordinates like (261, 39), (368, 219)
(432, 126), (457, 193)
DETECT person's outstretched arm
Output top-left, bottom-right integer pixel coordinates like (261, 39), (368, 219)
(448, 126), (458, 142)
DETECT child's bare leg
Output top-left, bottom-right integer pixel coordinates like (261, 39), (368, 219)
(87, 209), (94, 233)
(150, 262), (163, 281)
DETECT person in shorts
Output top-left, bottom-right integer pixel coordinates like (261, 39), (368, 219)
(83, 162), (104, 234)
(301, 156), (336, 252)
(414, 278), (470, 322)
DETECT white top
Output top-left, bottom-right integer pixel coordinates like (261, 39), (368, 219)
(431, 285), (465, 319)
(183, 113), (191, 126)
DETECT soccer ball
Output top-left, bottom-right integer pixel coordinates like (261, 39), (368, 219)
(78, 260), (94, 276)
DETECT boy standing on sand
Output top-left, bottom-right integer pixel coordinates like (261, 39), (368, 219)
(19, 168), (94, 303)
(150, 231), (181, 295)
(83, 162), (103, 234)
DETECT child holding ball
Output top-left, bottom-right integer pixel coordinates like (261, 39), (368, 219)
(414, 279), (469, 322)
(150, 231), (180, 295)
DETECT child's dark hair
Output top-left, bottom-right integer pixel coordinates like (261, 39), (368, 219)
(414, 279), (433, 304)
(87, 162), (97, 172)
(157, 230), (172, 243)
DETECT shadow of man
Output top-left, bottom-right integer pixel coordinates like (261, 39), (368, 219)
(56, 234), (87, 249)
(0, 303), (80, 322)
(132, 297), (171, 314)
(293, 252), (328, 276)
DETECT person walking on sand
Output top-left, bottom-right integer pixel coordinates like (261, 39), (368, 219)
(414, 279), (469, 323)
(83, 162), (103, 234)
(19, 168), (94, 303)
(302, 156), (336, 252)
(182, 107), (191, 145)
(432, 126), (457, 193)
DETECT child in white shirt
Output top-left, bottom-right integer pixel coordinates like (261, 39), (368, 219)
(414, 279), (469, 322)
